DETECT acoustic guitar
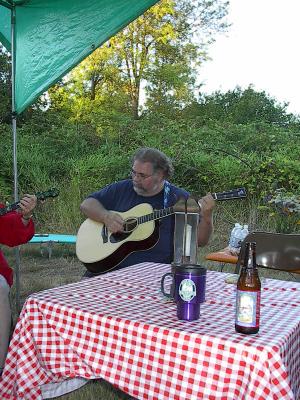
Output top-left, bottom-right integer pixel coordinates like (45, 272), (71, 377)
(0, 188), (59, 216)
(76, 188), (246, 274)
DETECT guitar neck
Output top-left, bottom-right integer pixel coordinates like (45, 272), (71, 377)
(137, 206), (174, 224)
(0, 188), (59, 217)
(135, 187), (246, 225)
(0, 201), (21, 216)
(212, 188), (247, 201)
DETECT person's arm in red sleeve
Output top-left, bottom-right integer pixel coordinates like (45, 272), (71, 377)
(0, 212), (34, 246)
(0, 194), (36, 247)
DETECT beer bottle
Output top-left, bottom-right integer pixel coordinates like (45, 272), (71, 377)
(235, 242), (261, 334)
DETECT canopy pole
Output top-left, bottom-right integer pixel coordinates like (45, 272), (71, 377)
(11, 5), (21, 313)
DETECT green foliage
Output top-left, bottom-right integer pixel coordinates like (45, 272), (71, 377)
(189, 86), (296, 126)
(259, 188), (300, 233)
(1, 33), (300, 235)
(47, 0), (229, 119)
(70, 150), (130, 198)
(0, 47), (11, 124)
(1, 99), (299, 231)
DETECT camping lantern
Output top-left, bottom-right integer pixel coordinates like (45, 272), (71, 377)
(173, 197), (200, 265)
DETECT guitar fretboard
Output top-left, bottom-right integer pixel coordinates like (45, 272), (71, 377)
(0, 201), (23, 216)
(137, 206), (174, 224)
(130, 187), (246, 226)
(212, 188), (246, 201)
(0, 188), (59, 217)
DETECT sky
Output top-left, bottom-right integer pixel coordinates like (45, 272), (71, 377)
(199, 0), (300, 115)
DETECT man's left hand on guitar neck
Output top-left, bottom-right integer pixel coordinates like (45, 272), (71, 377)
(198, 193), (215, 217)
(197, 193), (215, 247)
(19, 194), (37, 225)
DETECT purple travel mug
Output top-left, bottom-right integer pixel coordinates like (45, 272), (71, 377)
(161, 264), (206, 321)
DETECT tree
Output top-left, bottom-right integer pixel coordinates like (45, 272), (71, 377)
(189, 86), (297, 126)
(49, 0), (229, 120)
(145, 0), (229, 115)
(49, 44), (128, 113)
(144, 40), (199, 116)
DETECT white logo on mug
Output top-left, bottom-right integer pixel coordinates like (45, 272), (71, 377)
(179, 279), (196, 301)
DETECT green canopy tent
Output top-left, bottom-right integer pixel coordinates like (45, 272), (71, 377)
(0, 0), (159, 309)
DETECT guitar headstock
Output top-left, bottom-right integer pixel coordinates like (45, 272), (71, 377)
(36, 188), (60, 201)
(213, 188), (247, 201)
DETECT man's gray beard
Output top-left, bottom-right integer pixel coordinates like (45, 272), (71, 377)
(133, 182), (160, 197)
(133, 185), (147, 195)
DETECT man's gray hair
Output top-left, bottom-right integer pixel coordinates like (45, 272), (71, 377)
(132, 147), (174, 178)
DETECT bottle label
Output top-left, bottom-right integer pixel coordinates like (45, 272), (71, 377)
(179, 279), (196, 301)
(235, 290), (260, 327)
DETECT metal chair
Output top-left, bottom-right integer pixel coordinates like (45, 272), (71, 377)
(234, 231), (300, 276)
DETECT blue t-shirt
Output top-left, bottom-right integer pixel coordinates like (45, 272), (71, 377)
(88, 179), (189, 269)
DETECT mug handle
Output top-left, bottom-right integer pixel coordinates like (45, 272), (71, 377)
(161, 272), (174, 298)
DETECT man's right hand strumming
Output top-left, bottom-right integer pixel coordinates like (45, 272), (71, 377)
(103, 211), (124, 233)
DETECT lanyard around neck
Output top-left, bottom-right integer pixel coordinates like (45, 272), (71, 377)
(163, 181), (170, 209)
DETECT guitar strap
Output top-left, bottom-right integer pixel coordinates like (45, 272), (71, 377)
(164, 180), (170, 209)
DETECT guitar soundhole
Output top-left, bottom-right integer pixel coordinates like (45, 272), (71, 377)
(123, 217), (138, 233)
(109, 217), (138, 243)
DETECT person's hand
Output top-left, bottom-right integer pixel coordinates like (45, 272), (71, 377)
(198, 193), (215, 219)
(19, 194), (37, 220)
(197, 193), (215, 246)
(103, 211), (124, 233)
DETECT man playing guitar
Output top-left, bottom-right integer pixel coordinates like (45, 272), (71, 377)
(79, 147), (215, 277)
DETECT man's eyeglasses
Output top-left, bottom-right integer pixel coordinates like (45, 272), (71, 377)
(130, 169), (154, 180)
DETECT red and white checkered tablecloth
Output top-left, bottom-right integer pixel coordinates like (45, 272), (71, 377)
(0, 262), (299, 400)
